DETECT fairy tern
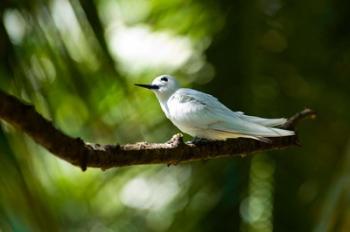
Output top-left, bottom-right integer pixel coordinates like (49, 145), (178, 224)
(135, 75), (294, 142)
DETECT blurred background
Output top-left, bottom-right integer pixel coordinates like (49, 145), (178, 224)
(0, 0), (349, 231)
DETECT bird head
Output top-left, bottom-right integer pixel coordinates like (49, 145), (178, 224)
(135, 75), (179, 99)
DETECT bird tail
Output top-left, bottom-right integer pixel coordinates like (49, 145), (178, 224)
(227, 127), (294, 143)
(249, 127), (294, 143)
(239, 115), (287, 127)
(211, 117), (295, 143)
(236, 127), (294, 142)
(212, 126), (295, 143)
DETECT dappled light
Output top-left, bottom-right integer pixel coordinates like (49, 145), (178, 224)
(0, 0), (349, 231)
(108, 25), (195, 74)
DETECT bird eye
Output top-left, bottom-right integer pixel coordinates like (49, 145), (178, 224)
(161, 77), (168, 82)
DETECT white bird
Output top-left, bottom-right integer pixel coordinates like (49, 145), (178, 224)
(135, 75), (294, 142)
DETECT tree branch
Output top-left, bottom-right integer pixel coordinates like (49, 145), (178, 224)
(0, 90), (316, 170)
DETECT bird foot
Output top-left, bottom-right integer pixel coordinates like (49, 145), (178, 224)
(187, 137), (211, 145)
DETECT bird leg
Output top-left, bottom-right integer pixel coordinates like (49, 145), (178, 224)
(187, 137), (212, 145)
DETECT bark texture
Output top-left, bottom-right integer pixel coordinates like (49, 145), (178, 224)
(0, 90), (316, 170)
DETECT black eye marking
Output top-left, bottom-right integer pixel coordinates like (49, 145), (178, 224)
(161, 77), (168, 82)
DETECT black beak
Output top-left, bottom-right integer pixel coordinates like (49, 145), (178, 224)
(134, 84), (159, 90)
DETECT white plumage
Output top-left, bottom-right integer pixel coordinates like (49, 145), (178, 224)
(135, 75), (294, 142)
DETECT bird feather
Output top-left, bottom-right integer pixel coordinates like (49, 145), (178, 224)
(167, 88), (294, 140)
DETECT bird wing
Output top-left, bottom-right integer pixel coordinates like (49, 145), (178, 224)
(168, 88), (293, 137)
(236, 114), (287, 127)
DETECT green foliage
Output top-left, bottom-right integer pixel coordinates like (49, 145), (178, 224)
(0, 0), (350, 231)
